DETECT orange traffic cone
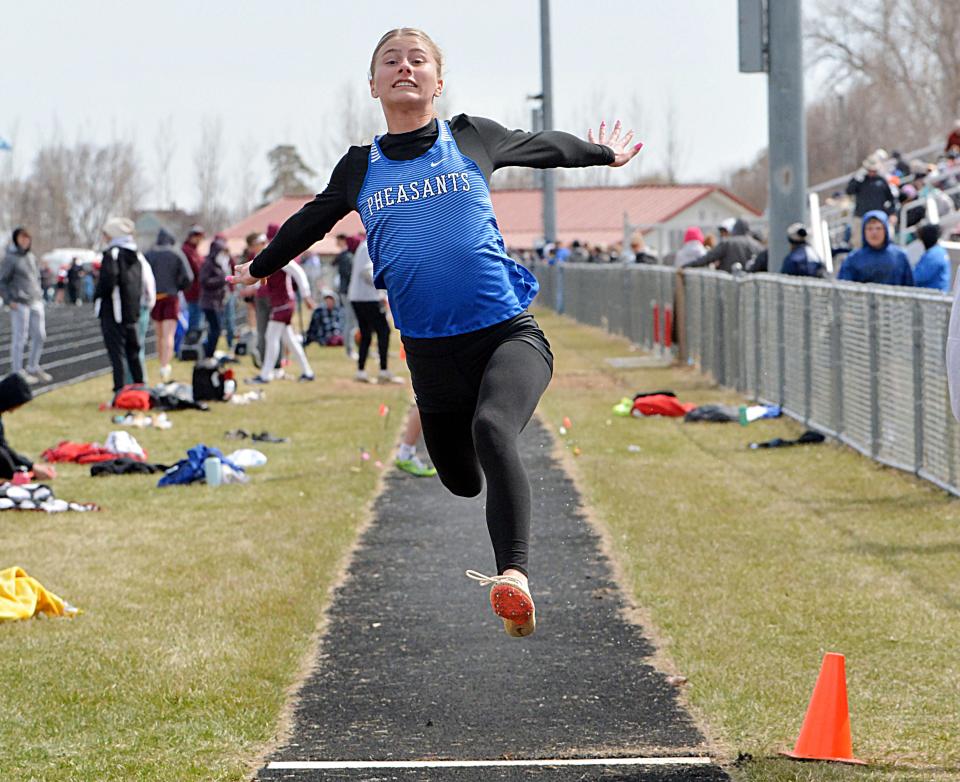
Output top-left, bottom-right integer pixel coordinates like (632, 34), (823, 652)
(782, 653), (866, 765)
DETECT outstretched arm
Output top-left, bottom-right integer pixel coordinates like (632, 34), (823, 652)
(471, 116), (640, 172)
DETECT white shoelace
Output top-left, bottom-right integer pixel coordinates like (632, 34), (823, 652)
(464, 570), (528, 591)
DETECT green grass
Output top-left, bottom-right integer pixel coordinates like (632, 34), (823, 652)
(5, 313), (960, 782)
(534, 309), (960, 782)
(0, 349), (410, 781)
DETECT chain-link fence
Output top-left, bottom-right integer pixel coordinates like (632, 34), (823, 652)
(533, 262), (959, 496)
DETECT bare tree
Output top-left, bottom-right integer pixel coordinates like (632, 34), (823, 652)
(660, 97), (685, 184)
(194, 117), (228, 231)
(327, 81), (384, 160)
(25, 138), (144, 249)
(233, 137), (261, 220)
(153, 115), (176, 208)
(808, 0), (960, 150)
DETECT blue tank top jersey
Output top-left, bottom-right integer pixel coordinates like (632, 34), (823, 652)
(357, 120), (538, 338)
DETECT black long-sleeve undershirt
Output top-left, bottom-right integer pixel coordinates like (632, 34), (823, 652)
(249, 114), (614, 278)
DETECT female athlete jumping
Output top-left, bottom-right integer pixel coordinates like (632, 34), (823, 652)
(235, 28), (641, 637)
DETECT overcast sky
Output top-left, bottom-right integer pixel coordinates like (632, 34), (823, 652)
(1, 0), (825, 214)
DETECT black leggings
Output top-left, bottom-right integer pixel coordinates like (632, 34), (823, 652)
(101, 316), (142, 392)
(351, 300), (390, 371)
(409, 323), (552, 577)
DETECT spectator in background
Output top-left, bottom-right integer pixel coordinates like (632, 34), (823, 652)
(95, 217), (152, 392)
(945, 120), (960, 154)
(300, 249), (323, 298)
(217, 235), (237, 354)
(0, 227), (49, 383)
(890, 150), (909, 178)
(127, 242), (156, 386)
(66, 258), (83, 304)
(247, 251), (315, 384)
(629, 233), (658, 264)
(38, 262), (54, 303)
(674, 226), (706, 267)
(914, 223), (951, 292)
(181, 225), (205, 334)
(146, 228), (193, 382)
(304, 289), (344, 347)
(781, 223), (825, 278)
(717, 218), (736, 240)
(254, 224), (281, 368)
(235, 231), (265, 352)
(349, 240), (399, 384)
(554, 241), (571, 264)
(0, 373), (55, 481)
(570, 240), (589, 263)
(837, 210), (913, 287)
(199, 236), (231, 358)
(847, 156), (896, 247)
(683, 218), (761, 272)
(334, 233), (356, 358)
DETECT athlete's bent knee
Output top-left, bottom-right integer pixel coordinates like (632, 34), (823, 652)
(438, 473), (483, 498)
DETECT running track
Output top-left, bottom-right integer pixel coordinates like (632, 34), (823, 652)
(0, 302), (156, 393)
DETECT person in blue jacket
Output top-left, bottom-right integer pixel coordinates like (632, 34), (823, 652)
(913, 223), (952, 292)
(837, 210), (913, 286)
(781, 222), (825, 277)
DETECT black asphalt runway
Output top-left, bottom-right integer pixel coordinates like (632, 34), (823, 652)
(258, 420), (728, 782)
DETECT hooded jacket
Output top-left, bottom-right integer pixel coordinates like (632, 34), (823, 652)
(781, 244), (825, 278)
(0, 372), (34, 476)
(0, 231), (43, 305)
(182, 239), (203, 303)
(836, 210), (913, 287)
(95, 239), (145, 324)
(914, 224), (951, 292)
(683, 219), (762, 272)
(145, 229), (193, 297)
(199, 240), (231, 311)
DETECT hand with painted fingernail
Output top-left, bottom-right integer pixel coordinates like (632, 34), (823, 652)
(587, 119), (643, 168)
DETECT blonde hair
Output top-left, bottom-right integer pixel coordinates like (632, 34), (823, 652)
(369, 28), (444, 79)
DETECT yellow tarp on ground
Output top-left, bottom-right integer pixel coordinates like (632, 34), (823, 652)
(0, 566), (77, 621)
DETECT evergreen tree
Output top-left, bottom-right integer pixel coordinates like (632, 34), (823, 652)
(262, 145), (316, 202)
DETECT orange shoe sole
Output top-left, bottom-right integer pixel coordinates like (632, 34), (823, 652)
(490, 583), (536, 637)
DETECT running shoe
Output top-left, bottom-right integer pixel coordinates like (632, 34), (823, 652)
(394, 454), (437, 477)
(298, 373), (316, 382)
(378, 369), (404, 384)
(159, 364), (172, 382)
(21, 372), (39, 385)
(465, 570), (536, 638)
(355, 370), (370, 383)
(31, 369), (53, 382)
(244, 376), (270, 385)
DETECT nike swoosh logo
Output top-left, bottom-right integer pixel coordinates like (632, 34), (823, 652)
(430, 160), (442, 167)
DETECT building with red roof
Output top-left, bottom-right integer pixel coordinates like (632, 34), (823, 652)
(219, 185), (761, 258)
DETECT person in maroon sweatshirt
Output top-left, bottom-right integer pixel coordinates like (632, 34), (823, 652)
(182, 225), (205, 333)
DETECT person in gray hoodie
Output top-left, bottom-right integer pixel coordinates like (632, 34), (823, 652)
(0, 227), (49, 383)
(145, 228), (193, 381)
(682, 218), (763, 273)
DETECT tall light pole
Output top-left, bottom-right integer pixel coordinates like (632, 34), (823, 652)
(739, 0), (807, 273)
(540, 0), (557, 245)
(766, 0), (806, 273)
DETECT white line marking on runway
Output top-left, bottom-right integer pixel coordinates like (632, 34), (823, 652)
(268, 756), (714, 770)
